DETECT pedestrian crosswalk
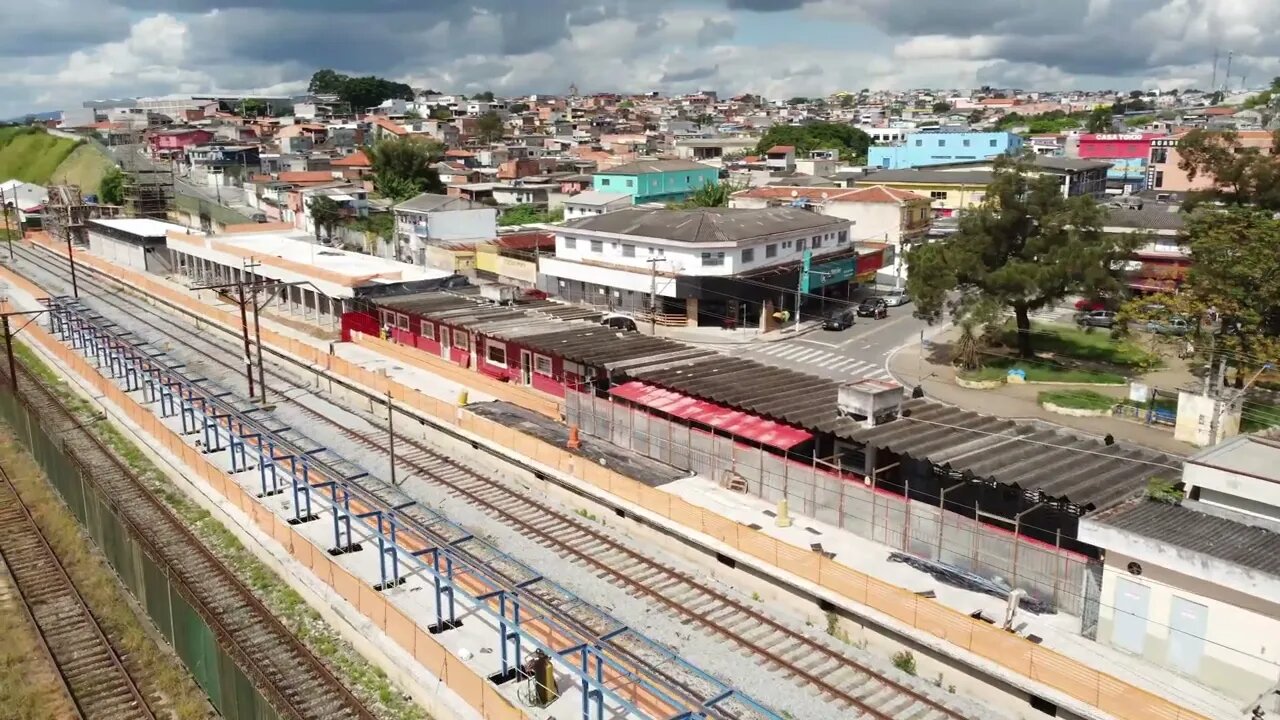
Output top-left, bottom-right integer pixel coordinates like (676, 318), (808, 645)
(744, 342), (893, 381)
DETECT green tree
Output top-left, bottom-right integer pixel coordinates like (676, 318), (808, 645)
(308, 195), (343, 242)
(931, 101), (953, 114)
(308, 69), (345, 95)
(672, 181), (739, 208)
(306, 69), (412, 111)
(906, 155), (1139, 358)
(1118, 208), (1280, 375)
(1177, 129), (1280, 210)
(1085, 106), (1113, 133)
(402, 109), (423, 120)
(99, 167), (126, 206)
(369, 136), (444, 202)
(498, 205), (563, 226)
(352, 212), (394, 254)
(475, 111), (505, 143)
(430, 106), (453, 121)
(474, 90), (496, 102)
(239, 99), (267, 117)
(787, 97), (808, 106)
(754, 122), (872, 161)
(509, 102), (530, 113)
(839, 94), (854, 109)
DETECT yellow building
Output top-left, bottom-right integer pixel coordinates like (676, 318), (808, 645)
(850, 169), (993, 215)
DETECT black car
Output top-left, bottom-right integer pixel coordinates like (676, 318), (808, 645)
(823, 308), (855, 330)
(856, 298), (888, 319)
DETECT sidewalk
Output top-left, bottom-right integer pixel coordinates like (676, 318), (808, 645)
(887, 338), (1197, 456)
(651, 319), (823, 345)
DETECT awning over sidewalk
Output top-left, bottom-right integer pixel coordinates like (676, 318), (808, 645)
(609, 380), (814, 451)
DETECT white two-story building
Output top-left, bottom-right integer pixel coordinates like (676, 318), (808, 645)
(394, 192), (498, 265)
(538, 206), (885, 329)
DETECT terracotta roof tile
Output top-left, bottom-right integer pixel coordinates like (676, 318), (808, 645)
(331, 150), (371, 167)
(278, 171), (335, 183)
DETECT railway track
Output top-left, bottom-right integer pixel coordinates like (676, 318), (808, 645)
(0, 268), (379, 720)
(0, 461), (155, 720)
(16, 242), (983, 720)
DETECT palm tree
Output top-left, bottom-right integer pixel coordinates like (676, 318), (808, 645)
(679, 180), (741, 208)
(308, 195), (343, 244)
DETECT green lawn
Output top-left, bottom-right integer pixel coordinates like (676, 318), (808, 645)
(993, 321), (1160, 369)
(1038, 389), (1119, 411)
(0, 127), (81, 184)
(960, 356), (1127, 384)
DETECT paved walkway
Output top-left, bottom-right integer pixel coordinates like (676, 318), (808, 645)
(887, 337), (1198, 456)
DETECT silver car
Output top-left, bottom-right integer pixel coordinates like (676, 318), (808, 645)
(883, 291), (911, 307)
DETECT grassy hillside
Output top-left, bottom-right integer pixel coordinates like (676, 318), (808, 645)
(0, 126), (82, 184)
(50, 142), (115, 195)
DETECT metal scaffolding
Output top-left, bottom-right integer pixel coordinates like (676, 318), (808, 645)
(45, 295), (784, 720)
(43, 185), (90, 249)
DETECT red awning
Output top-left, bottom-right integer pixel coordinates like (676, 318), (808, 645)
(609, 381), (814, 451)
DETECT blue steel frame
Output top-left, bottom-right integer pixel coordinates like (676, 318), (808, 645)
(45, 297), (784, 720)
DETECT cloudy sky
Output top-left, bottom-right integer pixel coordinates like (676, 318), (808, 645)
(3, 0), (1278, 117)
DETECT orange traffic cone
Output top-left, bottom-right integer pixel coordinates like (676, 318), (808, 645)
(567, 424), (581, 450)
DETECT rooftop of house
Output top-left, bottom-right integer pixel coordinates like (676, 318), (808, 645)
(1103, 204), (1186, 232)
(856, 168), (996, 186)
(564, 190), (633, 206)
(277, 171), (336, 184)
(330, 149), (371, 167)
(560, 206), (847, 244)
(396, 193), (489, 213)
(596, 158), (714, 175)
(737, 184), (930, 204)
(765, 145), (796, 154)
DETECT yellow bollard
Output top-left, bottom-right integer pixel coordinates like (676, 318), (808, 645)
(775, 498), (793, 528)
(457, 389), (468, 406)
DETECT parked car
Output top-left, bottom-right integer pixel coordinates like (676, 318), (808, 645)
(1147, 317), (1191, 336)
(856, 298), (888, 319)
(823, 308), (856, 330)
(601, 313), (638, 332)
(1077, 310), (1116, 328)
(883, 290), (911, 307)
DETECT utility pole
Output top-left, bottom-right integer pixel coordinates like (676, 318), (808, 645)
(0, 186), (12, 261)
(66, 228), (79, 299)
(386, 388), (398, 485)
(1224, 52), (1234, 93)
(646, 257), (662, 333)
(235, 278), (256, 398)
(244, 258), (266, 403)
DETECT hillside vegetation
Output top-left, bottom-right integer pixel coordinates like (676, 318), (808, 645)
(50, 142), (116, 195)
(0, 126), (82, 184)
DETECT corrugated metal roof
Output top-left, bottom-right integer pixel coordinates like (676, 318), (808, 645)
(1087, 500), (1280, 577)
(610, 381), (814, 451)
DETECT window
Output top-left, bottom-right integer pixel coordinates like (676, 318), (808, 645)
(601, 178), (611, 186)
(420, 320), (435, 340)
(915, 139), (923, 147)
(534, 354), (553, 376)
(963, 139), (971, 147)
(797, 237), (807, 250)
(396, 313), (409, 330)
(626, 178), (634, 187)
(989, 139), (998, 147)
(1150, 148), (1168, 164)
(930, 191), (947, 200)
(837, 230), (848, 244)
(938, 139), (945, 147)
(622, 244), (636, 257)
(590, 239), (603, 252)
(765, 243), (778, 258)
(782, 240), (792, 249)
(486, 340), (506, 366)
(452, 330), (470, 351)
(812, 236), (822, 249)
(1153, 171), (1165, 189)
(741, 247), (755, 263)
(564, 236), (576, 249)
(701, 251), (725, 266)
(379, 308), (394, 327)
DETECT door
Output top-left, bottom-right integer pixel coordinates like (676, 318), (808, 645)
(441, 327), (451, 359)
(1111, 578), (1151, 656)
(1167, 596), (1208, 676)
(520, 350), (533, 386)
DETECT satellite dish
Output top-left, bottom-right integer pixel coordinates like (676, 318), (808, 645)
(790, 190), (798, 197)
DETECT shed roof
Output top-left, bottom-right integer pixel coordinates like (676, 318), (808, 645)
(561, 206), (847, 244)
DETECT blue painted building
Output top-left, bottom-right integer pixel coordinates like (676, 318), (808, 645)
(592, 159), (719, 204)
(869, 131), (1025, 170)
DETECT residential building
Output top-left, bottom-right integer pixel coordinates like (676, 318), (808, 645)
(1078, 435), (1280, 716)
(729, 184), (931, 277)
(855, 156), (1110, 215)
(394, 193), (497, 265)
(287, 183), (369, 237)
(1146, 130), (1275, 193)
(474, 231), (555, 288)
(1103, 203), (1189, 294)
(673, 137), (758, 162)
(591, 159), (719, 204)
(563, 191), (633, 219)
(331, 149), (373, 184)
(764, 145), (796, 172)
(148, 127), (214, 159)
(491, 182), (562, 208)
(539, 206), (874, 329)
(868, 131), (1024, 170)
(794, 149), (841, 177)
